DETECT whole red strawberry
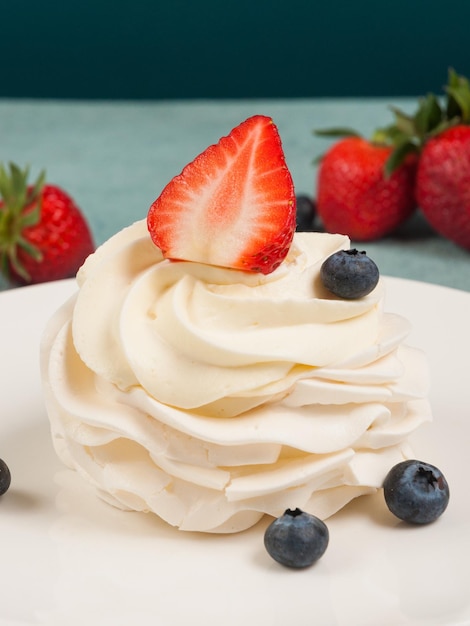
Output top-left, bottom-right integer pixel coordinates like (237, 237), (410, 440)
(316, 137), (417, 241)
(0, 163), (94, 285)
(416, 125), (470, 250)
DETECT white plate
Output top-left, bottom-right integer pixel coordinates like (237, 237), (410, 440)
(1, 277), (469, 626)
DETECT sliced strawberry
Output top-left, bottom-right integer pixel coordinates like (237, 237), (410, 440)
(147, 115), (296, 274)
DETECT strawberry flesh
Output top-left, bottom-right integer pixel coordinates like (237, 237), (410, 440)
(147, 115), (296, 274)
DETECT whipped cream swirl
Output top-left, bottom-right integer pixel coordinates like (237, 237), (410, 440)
(41, 220), (431, 532)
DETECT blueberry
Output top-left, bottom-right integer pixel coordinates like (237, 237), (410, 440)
(320, 249), (379, 299)
(295, 195), (317, 232)
(0, 458), (11, 496)
(383, 460), (450, 524)
(264, 508), (329, 568)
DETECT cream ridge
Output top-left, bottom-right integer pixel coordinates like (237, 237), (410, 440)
(41, 219), (431, 533)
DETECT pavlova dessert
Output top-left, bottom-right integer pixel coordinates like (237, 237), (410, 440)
(41, 116), (431, 533)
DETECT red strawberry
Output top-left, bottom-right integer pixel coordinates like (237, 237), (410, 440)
(0, 163), (94, 285)
(147, 115), (296, 274)
(316, 137), (417, 241)
(416, 125), (470, 250)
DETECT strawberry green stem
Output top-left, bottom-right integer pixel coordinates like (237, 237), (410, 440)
(314, 68), (470, 177)
(0, 163), (45, 281)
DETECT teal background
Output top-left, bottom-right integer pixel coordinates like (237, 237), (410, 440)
(2, 0), (470, 99)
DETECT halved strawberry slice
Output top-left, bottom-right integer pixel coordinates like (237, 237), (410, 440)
(147, 115), (296, 274)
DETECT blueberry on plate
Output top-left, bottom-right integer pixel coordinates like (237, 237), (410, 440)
(264, 508), (329, 568)
(320, 249), (379, 299)
(383, 460), (450, 524)
(0, 458), (11, 496)
(295, 195), (317, 232)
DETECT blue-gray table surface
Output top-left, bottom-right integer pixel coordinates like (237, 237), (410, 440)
(0, 98), (469, 292)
